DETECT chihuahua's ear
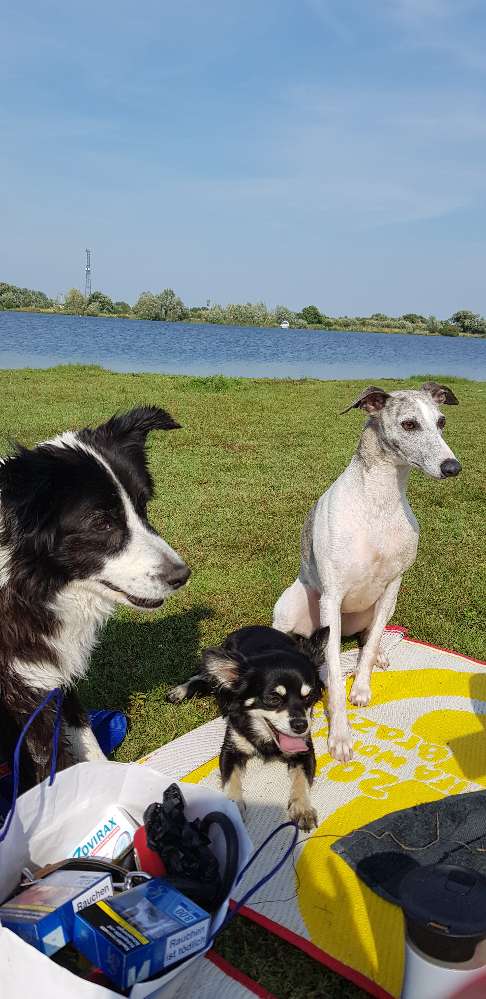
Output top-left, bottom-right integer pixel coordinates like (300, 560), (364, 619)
(421, 382), (459, 405)
(341, 385), (391, 415)
(293, 627), (329, 667)
(203, 648), (240, 689)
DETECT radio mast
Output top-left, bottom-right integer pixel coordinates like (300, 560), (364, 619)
(84, 248), (92, 299)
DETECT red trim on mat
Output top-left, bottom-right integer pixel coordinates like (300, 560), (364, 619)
(230, 904), (393, 999)
(385, 624), (486, 666)
(207, 950), (279, 999)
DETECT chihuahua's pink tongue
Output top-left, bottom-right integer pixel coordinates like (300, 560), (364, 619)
(277, 731), (309, 754)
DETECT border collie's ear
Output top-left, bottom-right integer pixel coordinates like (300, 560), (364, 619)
(341, 386), (391, 415)
(0, 446), (57, 536)
(421, 382), (459, 406)
(94, 406), (181, 445)
(203, 648), (240, 689)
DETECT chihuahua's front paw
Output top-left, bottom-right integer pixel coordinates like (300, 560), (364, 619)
(166, 683), (188, 704)
(288, 801), (318, 831)
(229, 798), (247, 821)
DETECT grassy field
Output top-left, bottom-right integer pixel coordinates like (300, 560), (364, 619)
(1, 366), (484, 998)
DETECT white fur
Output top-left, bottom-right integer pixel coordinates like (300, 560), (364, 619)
(11, 581), (115, 690)
(275, 684), (286, 696)
(64, 722), (106, 762)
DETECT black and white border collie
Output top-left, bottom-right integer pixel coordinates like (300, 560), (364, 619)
(0, 406), (190, 793)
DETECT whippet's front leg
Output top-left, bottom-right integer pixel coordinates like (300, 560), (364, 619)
(350, 576), (402, 707)
(322, 598), (353, 762)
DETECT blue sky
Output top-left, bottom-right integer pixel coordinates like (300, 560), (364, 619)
(1, 0), (485, 314)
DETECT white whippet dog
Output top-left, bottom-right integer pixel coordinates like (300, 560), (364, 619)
(272, 381), (461, 763)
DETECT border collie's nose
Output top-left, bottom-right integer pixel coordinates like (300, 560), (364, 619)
(440, 458), (462, 478)
(166, 564), (191, 589)
(290, 717), (308, 735)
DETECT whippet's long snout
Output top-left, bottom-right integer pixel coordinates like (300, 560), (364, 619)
(440, 458), (462, 478)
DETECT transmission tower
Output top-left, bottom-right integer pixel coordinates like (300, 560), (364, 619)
(84, 248), (92, 299)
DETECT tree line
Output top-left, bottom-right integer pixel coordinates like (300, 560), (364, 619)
(1, 281), (485, 336)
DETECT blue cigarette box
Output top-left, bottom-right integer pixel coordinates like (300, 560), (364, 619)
(0, 869), (113, 956)
(73, 878), (210, 990)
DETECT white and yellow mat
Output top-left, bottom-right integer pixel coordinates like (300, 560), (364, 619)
(162, 952), (278, 999)
(140, 630), (486, 999)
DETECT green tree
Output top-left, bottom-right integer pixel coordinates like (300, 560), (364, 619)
(64, 288), (86, 314)
(301, 305), (322, 325)
(157, 288), (188, 321)
(87, 290), (115, 314)
(450, 310), (483, 334)
(133, 292), (162, 320)
(401, 313), (426, 325)
(113, 301), (131, 314)
(0, 290), (20, 309)
(274, 305), (293, 324)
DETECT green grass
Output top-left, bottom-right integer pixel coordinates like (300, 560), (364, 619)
(1, 365), (484, 998)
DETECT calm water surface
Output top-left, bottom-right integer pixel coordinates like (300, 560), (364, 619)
(0, 311), (485, 380)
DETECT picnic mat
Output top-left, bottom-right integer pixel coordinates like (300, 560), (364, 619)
(161, 952), (277, 999)
(140, 630), (486, 999)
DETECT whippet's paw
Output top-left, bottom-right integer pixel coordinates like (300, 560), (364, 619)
(288, 801), (318, 832)
(166, 684), (188, 704)
(328, 728), (354, 762)
(375, 650), (390, 670)
(349, 679), (372, 707)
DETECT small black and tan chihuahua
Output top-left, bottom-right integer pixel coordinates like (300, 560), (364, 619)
(168, 625), (326, 831)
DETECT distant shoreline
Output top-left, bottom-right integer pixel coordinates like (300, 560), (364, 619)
(5, 307), (485, 339)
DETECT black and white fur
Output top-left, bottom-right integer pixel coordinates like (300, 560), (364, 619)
(168, 626), (325, 831)
(0, 406), (190, 793)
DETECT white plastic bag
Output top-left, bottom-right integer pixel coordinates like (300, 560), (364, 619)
(0, 762), (252, 999)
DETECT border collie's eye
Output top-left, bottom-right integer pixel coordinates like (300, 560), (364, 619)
(96, 515), (114, 531)
(437, 416), (446, 430)
(401, 419), (419, 432)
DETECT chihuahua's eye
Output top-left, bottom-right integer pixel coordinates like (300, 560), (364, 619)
(401, 419), (419, 432)
(265, 693), (283, 708)
(437, 416), (446, 430)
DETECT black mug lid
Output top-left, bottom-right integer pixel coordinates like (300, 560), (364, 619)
(399, 865), (486, 938)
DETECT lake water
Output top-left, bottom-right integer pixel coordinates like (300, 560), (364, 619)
(0, 311), (485, 380)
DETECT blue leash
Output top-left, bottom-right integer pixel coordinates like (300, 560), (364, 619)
(0, 687), (63, 844)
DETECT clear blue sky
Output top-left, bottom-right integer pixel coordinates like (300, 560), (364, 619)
(1, 0), (485, 315)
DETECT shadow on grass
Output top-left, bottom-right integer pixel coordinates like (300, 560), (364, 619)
(80, 603), (213, 713)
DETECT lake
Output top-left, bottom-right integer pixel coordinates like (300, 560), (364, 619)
(0, 311), (485, 380)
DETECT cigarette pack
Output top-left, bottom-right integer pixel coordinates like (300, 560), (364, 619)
(0, 869), (113, 956)
(73, 878), (210, 989)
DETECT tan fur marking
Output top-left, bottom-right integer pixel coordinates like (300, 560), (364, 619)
(288, 764), (311, 810)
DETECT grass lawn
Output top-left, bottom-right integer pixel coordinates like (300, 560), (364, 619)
(1, 365), (484, 998)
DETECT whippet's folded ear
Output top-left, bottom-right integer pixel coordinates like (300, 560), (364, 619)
(421, 382), (459, 405)
(340, 385), (391, 415)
